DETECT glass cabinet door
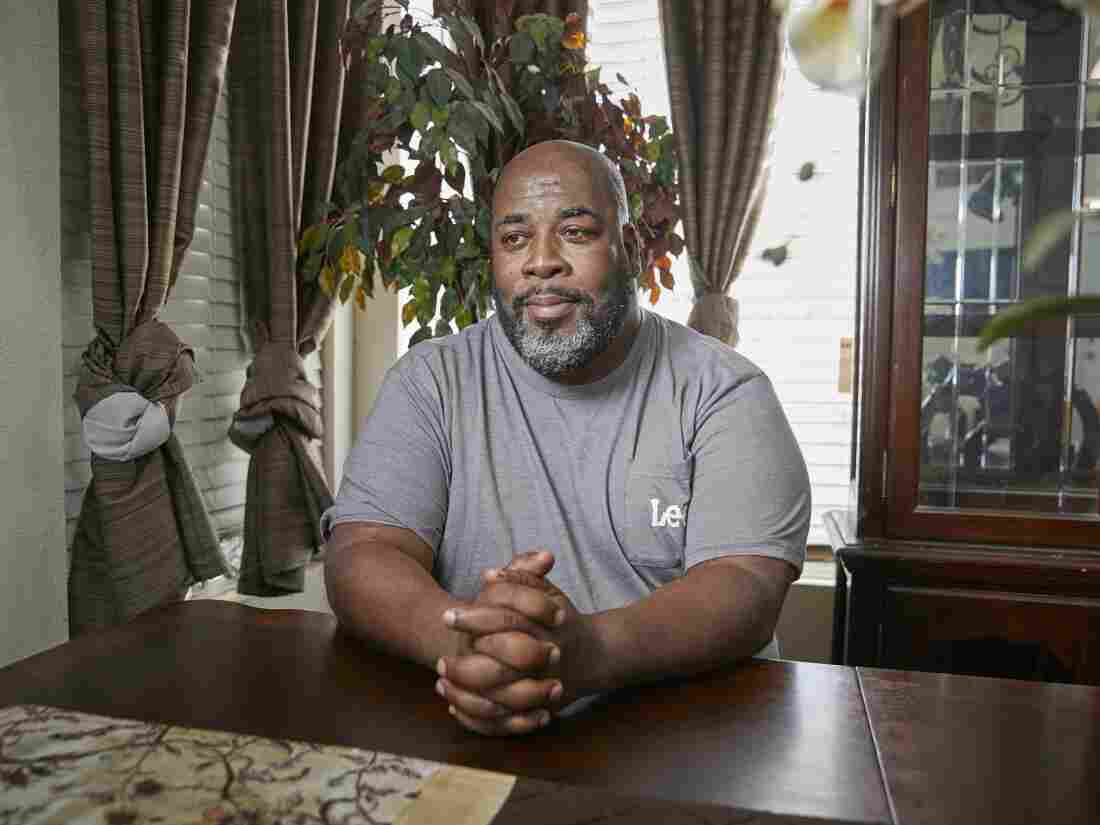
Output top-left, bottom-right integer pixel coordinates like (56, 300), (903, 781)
(889, 0), (1100, 543)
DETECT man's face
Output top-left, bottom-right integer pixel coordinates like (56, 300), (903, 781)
(491, 156), (635, 379)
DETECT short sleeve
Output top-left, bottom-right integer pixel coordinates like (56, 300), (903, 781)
(685, 375), (811, 574)
(320, 355), (451, 554)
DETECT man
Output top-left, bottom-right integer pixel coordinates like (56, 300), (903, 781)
(322, 140), (811, 736)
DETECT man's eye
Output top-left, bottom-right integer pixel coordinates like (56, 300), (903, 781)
(562, 226), (593, 241)
(501, 233), (527, 247)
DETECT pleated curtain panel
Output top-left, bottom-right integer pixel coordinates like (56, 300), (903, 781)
(226, 0), (368, 596)
(67, 0), (236, 635)
(658, 0), (784, 347)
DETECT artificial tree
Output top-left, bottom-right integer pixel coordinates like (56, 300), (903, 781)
(298, 0), (683, 346)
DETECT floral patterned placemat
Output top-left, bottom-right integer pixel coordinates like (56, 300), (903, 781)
(0, 705), (515, 825)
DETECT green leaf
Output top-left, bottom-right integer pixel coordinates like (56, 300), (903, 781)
(382, 164), (405, 184)
(448, 103), (481, 152)
(413, 31), (452, 67)
(410, 325), (434, 347)
(431, 104), (451, 126)
(339, 272), (356, 302)
(797, 161), (816, 182)
(395, 35), (428, 82)
(416, 287), (437, 326)
(391, 226), (414, 258)
(629, 192), (644, 221)
(496, 87), (525, 134)
(366, 35), (387, 63)
(647, 115), (669, 140)
(1022, 209), (1078, 273)
(469, 100), (505, 136)
(976, 295), (1100, 350)
(645, 140), (661, 162)
(455, 305), (474, 330)
(440, 257), (457, 286)
(458, 16), (484, 51)
(297, 222), (329, 256)
(509, 32), (536, 64)
(410, 100), (431, 131)
(516, 14), (551, 51)
(434, 319), (454, 337)
(440, 139), (459, 175)
(440, 286), (460, 320)
(427, 68), (452, 105)
(384, 76), (402, 102)
(444, 68), (477, 100)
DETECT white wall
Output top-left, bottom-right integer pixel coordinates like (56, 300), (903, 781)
(0, 2), (68, 665)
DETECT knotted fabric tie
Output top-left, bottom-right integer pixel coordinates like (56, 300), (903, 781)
(229, 330), (331, 597)
(75, 321), (195, 458)
(68, 320), (226, 635)
(229, 340), (323, 451)
(687, 292), (740, 348)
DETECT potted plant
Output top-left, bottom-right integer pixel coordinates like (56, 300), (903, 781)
(298, 0), (683, 346)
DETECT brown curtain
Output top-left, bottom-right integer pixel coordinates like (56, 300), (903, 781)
(227, 0), (365, 596)
(66, 0), (236, 634)
(659, 0), (784, 347)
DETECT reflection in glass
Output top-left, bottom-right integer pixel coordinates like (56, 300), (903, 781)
(920, 1), (1098, 515)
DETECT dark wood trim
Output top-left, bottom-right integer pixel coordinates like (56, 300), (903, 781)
(887, 8), (931, 537)
(851, 15), (899, 540)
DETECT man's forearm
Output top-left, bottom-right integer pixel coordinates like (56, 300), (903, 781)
(574, 558), (791, 698)
(324, 539), (465, 671)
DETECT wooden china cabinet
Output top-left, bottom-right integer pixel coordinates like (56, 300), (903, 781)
(831, 0), (1100, 684)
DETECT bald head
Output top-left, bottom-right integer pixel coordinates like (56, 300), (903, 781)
(494, 140), (631, 229)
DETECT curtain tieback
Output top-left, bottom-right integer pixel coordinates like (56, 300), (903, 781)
(75, 322), (195, 461)
(82, 393), (171, 461)
(229, 341), (323, 452)
(688, 292), (741, 348)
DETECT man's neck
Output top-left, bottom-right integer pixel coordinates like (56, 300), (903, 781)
(551, 305), (642, 386)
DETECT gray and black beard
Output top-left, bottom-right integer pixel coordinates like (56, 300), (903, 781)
(493, 274), (634, 379)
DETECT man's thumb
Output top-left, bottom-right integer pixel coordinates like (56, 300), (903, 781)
(506, 549), (554, 576)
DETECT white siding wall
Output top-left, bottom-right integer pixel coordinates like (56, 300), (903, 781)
(60, 43), (323, 556)
(589, 0), (858, 545)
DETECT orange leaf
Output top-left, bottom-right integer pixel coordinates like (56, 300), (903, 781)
(648, 284), (661, 305)
(659, 268), (675, 290)
(561, 30), (586, 50)
(402, 299), (418, 326)
(656, 254), (672, 271)
(340, 244), (364, 275)
(356, 285), (367, 310)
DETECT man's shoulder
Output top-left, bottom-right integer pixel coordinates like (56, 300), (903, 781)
(647, 311), (766, 392)
(390, 317), (495, 383)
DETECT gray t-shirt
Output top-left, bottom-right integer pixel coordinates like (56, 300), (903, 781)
(323, 309), (811, 620)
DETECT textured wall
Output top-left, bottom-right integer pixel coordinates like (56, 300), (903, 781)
(0, 1), (68, 666)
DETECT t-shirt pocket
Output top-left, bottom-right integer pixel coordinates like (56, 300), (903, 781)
(624, 459), (692, 570)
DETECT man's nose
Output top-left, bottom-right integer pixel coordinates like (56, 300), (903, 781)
(522, 233), (568, 280)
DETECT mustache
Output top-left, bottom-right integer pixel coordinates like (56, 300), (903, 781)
(514, 287), (594, 309)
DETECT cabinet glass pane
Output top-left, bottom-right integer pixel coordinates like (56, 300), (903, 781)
(921, 0), (1098, 516)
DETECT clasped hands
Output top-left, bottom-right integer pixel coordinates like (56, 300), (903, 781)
(435, 549), (592, 736)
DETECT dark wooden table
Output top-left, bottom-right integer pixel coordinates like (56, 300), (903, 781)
(2, 602), (1098, 824)
(856, 667), (1100, 825)
(0, 601), (887, 824)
